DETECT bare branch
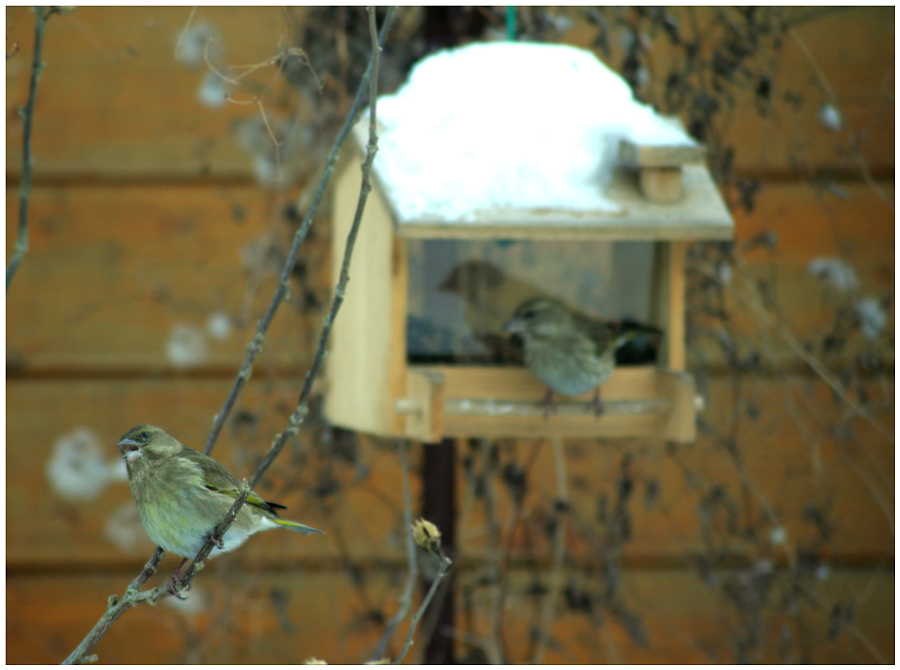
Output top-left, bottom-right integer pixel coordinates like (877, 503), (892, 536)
(7, 6), (56, 294)
(728, 254), (893, 444)
(202, 6), (395, 457)
(62, 8), (395, 663)
(371, 442), (417, 660)
(393, 553), (453, 665)
(172, 6), (198, 63)
(788, 26), (894, 211)
(62, 548), (168, 665)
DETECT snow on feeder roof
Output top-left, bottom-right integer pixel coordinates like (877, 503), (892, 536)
(352, 41), (732, 241)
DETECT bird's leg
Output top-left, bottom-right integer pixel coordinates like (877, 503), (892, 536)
(541, 388), (556, 420)
(167, 558), (190, 599)
(592, 387), (605, 419)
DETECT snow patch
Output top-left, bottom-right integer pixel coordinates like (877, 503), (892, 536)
(371, 42), (695, 222)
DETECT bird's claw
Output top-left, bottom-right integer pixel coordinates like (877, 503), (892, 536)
(206, 531), (225, 549)
(167, 574), (189, 600)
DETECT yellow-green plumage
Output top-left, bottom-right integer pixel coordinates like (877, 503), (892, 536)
(118, 425), (322, 561)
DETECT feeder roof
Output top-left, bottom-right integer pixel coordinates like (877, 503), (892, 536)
(354, 41), (733, 241)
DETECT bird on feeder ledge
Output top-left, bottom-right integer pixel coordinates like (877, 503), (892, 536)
(504, 298), (659, 417)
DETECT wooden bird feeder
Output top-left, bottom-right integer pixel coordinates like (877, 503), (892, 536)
(325, 121), (732, 444)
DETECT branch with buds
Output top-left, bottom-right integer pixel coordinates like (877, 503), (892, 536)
(391, 519), (454, 665)
(63, 7), (395, 664)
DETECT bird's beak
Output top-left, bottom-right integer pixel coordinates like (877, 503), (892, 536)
(118, 438), (143, 463)
(503, 317), (525, 335)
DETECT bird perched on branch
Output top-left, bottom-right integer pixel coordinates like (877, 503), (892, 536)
(118, 424), (323, 595)
(504, 298), (661, 416)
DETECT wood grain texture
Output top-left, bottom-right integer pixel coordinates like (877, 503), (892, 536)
(5, 185), (325, 373)
(7, 181), (889, 375)
(4, 6), (893, 664)
(619, 140), (707, 168)
(696, 182), (895, 368)
(324, 151), (403, 436)
(7, 568), (893, 664)
(563, 6), (895, 176)
(6, 6), (292, 178)
(493, 567), (894, 664)
(7, 379), (409, 569)
(7, 570), (399, 664)
(8, 376), (891, 568)
(414, 366), (695, 441)
(7, 8), (891, 179)
(455, 375), (894, 564)
(389, 166), (734, 241)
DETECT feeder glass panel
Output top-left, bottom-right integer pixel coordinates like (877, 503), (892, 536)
(406, 239), (656, 365)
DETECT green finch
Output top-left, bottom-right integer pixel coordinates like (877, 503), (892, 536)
(118, 425), (322, 593)
(503, 298), (657, 416)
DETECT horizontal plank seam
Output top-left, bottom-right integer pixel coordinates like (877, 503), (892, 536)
(7, 366), (895, 382)
(7, 552), (894, 576)
(5, 171), (895, 189)
(4, 173), (260, 188)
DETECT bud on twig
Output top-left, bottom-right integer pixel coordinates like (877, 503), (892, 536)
(411, 518), (442, 554)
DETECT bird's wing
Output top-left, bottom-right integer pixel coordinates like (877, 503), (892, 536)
(180, 447), (288, 515)
(573, 313), (613, 356)
(202, 483), (288, 514)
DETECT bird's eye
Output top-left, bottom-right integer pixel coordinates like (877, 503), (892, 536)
(139, 431), (149, 441)
(522, 310), (536, 319)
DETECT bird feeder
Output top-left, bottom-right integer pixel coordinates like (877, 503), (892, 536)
(324, 44), (733, 443)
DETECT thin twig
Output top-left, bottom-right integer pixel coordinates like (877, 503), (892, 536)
(788, 26), (893, 211)
(62, 548), (167, 664)
(796, 579), (889, 664)
(63, 483), (252, 664)
(393, 554), (454, 665)
(371, 443), (417, 660)
(717, 256), (894, 443)
(63, 8), (394, 663)
(7, 6), (56, 295)
(202, 6), (395, 456)
(532, 437), (569, 664)
(173, 6), (198, 63)
(245, 5), (387, 489)
(495, 440), (543, 647)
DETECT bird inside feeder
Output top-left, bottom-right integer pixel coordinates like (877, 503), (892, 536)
(406, 237), (662, 416)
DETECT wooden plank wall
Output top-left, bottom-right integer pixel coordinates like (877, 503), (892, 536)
(6, 7), (894, 664)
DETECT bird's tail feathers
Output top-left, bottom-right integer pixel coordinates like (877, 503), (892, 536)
(272, 517), (325, 535)
(612, 329), (646, 350)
